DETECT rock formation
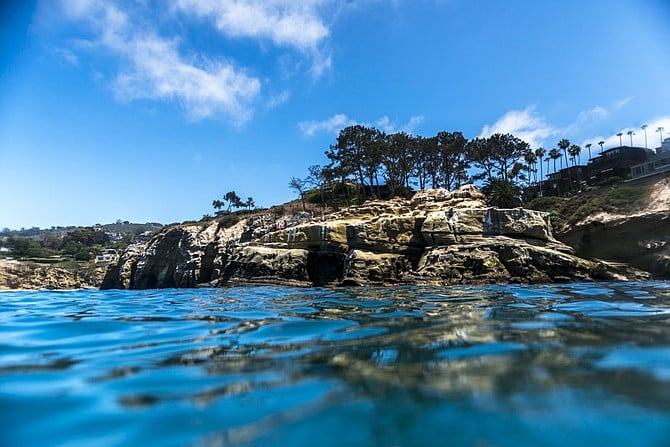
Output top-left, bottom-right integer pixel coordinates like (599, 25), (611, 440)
(554, 177), (670, 279)
(102, 185), (644, 290)
(0, 260), (107, 290)
(559, 211), (669, 279)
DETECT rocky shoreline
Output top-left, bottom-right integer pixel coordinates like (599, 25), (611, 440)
(0, 259), (106, 290)
(100, 186), (649, 290)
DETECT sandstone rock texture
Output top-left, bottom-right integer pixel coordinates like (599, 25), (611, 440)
(559, 211), (670, 279)
(555, 177), (670, 279)
(0, 259), (107, 290)
(102, 186), (647, 289)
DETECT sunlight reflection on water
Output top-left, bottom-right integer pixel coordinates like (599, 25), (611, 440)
(1, 282), (670, 446)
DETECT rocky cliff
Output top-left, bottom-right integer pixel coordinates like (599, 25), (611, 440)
(0, 260), (107, 290)
(102, 186), (643, 290)
(556, 178), (670, 278)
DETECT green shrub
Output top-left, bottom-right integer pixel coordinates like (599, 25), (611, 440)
(217, 213), (241, 230)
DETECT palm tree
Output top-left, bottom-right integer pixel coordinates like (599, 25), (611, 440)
(641, 124), (648, 148)
(627, 130), (635, 146)
(557, 139), (572, 191)
(568, 144), (581, 166)
(545, 156), (551, 178)
(585, 143), (592, 161)
(598, 140), (605, 153)
(558, 138), (571, 167)
(568, 144), (582, 189)
(524, 149), (538, 186)
(549, 148), (562, 173)
(535, 147), (546, 182)
(481, 178), (522, 208)
(616, 132), (623, 146)
(548, 148), (563, 195)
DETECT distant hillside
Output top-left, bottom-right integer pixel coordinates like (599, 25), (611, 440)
(1, 222), (164, 240)
(0, 221), (165, 264)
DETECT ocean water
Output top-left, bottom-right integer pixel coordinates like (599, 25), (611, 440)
(2, 283), (670, 447)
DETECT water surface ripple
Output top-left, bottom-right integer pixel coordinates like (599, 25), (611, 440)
(2, 282), (670, 446)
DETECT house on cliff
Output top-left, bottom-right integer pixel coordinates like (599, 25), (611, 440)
(538, 145), (657, 196)
(540, 165), (589, 196)
(630, 138), (670, 180)
(587, 146), (653, 184)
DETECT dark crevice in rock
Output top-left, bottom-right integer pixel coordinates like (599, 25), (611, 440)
(307, 250), (345, 286)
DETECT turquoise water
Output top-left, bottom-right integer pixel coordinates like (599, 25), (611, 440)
(2, 283), (670, 447)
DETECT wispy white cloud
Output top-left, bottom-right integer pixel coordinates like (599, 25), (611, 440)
(374, 115), (424, 134)
(175, 0), (329, 50)
(577, 105), (608, 122)
(614, 96), (634, 109)
(298, 113), (424, 137)
(174, 0), (332, 78)
(299, 114), (356, 137)
(479, 100), (660, 153)
(60, 0), (261, 124)
(479, 108), (557, 149)
(52, 47), (79, 65)
(112, 35), (261, 123)
(266, 90), (291, 109)
(569, 97), (634, 131)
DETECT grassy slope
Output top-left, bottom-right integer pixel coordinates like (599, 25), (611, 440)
(525, 183), (653, 232)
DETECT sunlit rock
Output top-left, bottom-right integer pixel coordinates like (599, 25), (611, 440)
(102, 184), (648, 289)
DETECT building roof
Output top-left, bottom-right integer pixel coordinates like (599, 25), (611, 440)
(589, 145), (653, 162)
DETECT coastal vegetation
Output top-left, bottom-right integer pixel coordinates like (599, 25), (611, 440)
(281, 124), (663, 220)
(526, 184), (652, 229)
(288, 124), (563, 209)
(212, 191), (255, 214)
(0, 222), (162, 264)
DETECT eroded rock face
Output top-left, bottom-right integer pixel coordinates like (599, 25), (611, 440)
(0, 260), (107, 290)
(558, 211), (670, 279)
(102, 185), (646, 289)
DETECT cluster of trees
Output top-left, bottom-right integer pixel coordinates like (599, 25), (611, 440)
(2, 227), (112, 261)
(287, 125), (591, 208)
(208, 126), (588, 217)
(212, 191), (255, 214)
(1, 224), (163, 262)
(289, 125), (546, 207)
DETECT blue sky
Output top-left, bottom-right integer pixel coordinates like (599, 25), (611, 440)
(1, 0), (669, 229)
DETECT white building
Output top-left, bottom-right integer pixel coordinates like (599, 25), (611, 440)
(657, 137), (670, 154)
(95, 249), (119, 263)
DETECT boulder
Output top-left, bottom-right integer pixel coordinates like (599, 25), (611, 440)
(342, 250), (410, 285)
(421, 208), (487, 245)
(484, 208), (554, 241)
(221, 246), (311, 286)
(347, 215), (422, 253)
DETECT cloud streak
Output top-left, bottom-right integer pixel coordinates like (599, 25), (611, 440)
(299, 114), (424, 137)
(299, 114), (356, 137)
(61, 0), (261, 124)
(174, 0), (333, 78)
(481, 104), (670, 158)
(479, 108), (556, 149)
(174, 0), (329, 50)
